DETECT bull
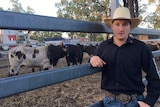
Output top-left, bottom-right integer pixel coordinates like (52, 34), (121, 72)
(8, 44), (67, 76)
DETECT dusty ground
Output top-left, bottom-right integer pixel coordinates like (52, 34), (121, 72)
(0, 54), (160, 107)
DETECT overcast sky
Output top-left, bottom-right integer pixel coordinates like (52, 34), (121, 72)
(0, 0), (58, 17)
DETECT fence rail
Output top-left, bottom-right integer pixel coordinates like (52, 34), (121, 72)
(0, 64), (100, 98)
(0, 10), (160, 99)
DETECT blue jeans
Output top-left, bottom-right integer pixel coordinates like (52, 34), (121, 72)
(103, 95), (144, 107)
(88, 95), (144, 107)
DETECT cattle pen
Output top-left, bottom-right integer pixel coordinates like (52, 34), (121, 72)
(0, 10), (160, 106)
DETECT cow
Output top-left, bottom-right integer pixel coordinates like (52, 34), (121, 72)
(83, 44), (97, 56)
(145, 41), (159, 51)
(8, 44), (67, 76)
(145, 41), (160, 61)
(65, 43), (83, 66)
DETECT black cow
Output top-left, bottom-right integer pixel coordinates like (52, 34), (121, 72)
(66, 44), (83, 66)
(83, 45), (97, 56)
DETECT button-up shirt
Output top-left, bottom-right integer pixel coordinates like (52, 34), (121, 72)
(94, 36), (160, 106)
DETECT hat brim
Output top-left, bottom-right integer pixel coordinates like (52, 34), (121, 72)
(104, 16), (142, 29)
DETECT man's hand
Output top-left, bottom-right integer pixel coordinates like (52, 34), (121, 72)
(138, 101), (150, 107)
(90, 56), (106, 67)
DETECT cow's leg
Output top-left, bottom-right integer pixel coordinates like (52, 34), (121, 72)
(73, 62), (77, 65)
(43, 68), (49, 70)
(72, 57), (77, 65)
(39, 67), (42, 71)
(32, 68), (35, 72)
(43, 63), (53, 70)
(67, 62), (70, 66)
(66, 57), (70, 66)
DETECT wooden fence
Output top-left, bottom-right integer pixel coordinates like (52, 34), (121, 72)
(0, 10), (160, 99)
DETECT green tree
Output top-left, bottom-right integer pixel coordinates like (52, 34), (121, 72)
(26, 6), (35, 14)
(149, 0), (160, 29)
(55, 0), (110, 22)
(30, 31), (62, 41)
(55, 0), (110, 41)
(140, 0), (160, 29)
(0, 7), (3, 10)
(123, 0), (139, 17)
(9, 0), (25, 13)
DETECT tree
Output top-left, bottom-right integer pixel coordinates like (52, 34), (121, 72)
(55, 0), (110, 41)
(55, 0), (110, 22)
(30, 31), (62, 41)
(148, 0), (160, 29)
(9, 0), (25, 13)
(26, 6), (35, 14)
(123, 0), (139, 18)
(0, 7), (3, 10)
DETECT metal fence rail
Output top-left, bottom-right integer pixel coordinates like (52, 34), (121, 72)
(0, 10), (160, 35)
(0, 64), (100, 98)
(0, 10), (160, 99)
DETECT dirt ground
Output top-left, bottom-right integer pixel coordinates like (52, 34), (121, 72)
(0, 54), (160, 107)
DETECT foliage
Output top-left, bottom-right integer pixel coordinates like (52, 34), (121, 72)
(96, 34), (104, 41)
(9, 0), (24, 12)
(55, 0), (110, 22)
(55, 0), (110, 41)
(141, 0), (160, 29)
(30, 31), (62, 41)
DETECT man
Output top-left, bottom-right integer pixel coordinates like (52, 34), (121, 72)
(90, 7), (160, 107)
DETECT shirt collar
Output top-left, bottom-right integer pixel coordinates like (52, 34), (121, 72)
(108, 36), (134, 44)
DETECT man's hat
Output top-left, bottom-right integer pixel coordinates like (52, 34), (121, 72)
(104, 7), (142, 29)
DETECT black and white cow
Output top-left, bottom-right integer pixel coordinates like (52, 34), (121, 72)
(65, 43), (84, 66)
(8, 44), (67, 76)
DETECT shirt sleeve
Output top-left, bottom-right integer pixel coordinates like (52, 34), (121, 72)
(142, 47), (160, 106)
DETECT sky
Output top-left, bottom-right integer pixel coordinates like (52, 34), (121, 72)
(0, 0), (156, 17)
(0, 0), (58, 17)
(0, 0), (157, 29)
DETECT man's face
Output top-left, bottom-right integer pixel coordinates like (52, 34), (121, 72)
(111, 19), (131, 41)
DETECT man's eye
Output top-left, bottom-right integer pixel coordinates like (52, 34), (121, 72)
(123, 23), (129, 26)
(115, 23), (119, 26)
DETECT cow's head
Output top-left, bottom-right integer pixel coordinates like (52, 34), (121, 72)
(8, 50), (26, 76)
(47, 44), (67, 66)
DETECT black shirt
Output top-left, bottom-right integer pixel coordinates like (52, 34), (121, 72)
(94, 36), (160, 106)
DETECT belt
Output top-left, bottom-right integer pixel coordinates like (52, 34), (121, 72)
(104, 90), (137, 104)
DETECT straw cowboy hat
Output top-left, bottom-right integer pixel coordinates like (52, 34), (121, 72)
(104, 7), (142, 29)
